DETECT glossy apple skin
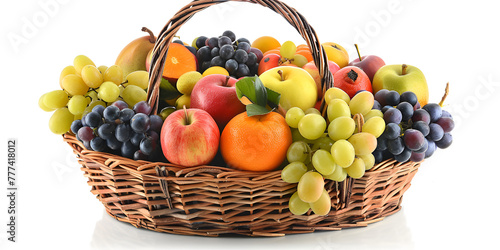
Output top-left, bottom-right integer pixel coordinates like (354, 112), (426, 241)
(259, 66), (317, 111)
(348, 55), (385, 82)
(190, 74), (246, 129)
(372, 64), (429, 106)
(303, 60), (340, 100)
(160, 108), (220, 167)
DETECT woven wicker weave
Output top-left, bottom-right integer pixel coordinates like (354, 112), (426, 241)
(63, 0), (421, 237)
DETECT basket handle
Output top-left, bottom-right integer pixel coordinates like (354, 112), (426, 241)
(146, 0), (334, 113)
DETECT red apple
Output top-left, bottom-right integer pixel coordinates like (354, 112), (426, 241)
(348, 44), (385, 82)
(160, 108), (220, 167)
(302, 60), (340, 100)
(190, 74), (246, 128)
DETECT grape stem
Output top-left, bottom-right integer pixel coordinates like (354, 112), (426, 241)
(354, 44), (362, 61)
(353, 113), (365, 133)
(438, 82), (450, 107)
(141, 27), (156, 43)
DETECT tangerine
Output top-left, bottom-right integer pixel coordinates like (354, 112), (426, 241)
(251, 36), (281, 54)
(220, 111), (292, 171)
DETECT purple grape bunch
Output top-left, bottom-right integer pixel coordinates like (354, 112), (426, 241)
(70, 100), (164, 161)
(373, 89), (454, 163)
(194, 30), (263, 78)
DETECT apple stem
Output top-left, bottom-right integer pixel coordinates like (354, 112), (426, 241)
(354, 44), (362, 61)
(277, 70), (284, 81)
(183, 105), (190, 124)
(224, 75), (230, 87)
(141, 27), (156, 43)
(438, 82), (450, 107)
(402, 64), (408, 75)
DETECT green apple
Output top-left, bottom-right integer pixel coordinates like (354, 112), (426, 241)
(259, 66), (317, 111)
(372, 64), (429, 106)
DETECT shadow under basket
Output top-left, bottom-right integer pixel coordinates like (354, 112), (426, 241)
(64, 133), (420, 237)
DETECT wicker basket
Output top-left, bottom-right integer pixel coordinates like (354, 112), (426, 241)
(63, 0), (421, 237)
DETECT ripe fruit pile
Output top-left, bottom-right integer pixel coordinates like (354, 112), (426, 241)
(71, 101), (163, 161)
(282, 89), (384, 215)
(39, 26), (456, 219)
(192, 31), (263, 78)
(373, 89), (454, 163)
(39, 55), (149, 135)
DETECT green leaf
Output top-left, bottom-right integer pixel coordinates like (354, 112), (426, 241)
(158, 78), (181, 100)
(246, 104), (271, 116)
(266, 87), (281, 109)
(235, 76), (267, 107)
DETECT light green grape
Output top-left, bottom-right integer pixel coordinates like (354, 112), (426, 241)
(309, 189), (331, 216)
(346, 157), (366, 179)
(98, 81), (120, 103)
(358, 154), (375, 170)
(49, 107), (74, 134)
(43, 90), (68, 109)
(304, 107), (321, 115)
(348, 132), (377, 156)
(327, 99), (350, 122)
(328, 116), (355, 141)
(289, 192), (310, 215)
(280, 40), (297, 59)
(281, 162), (308, 183)
(311, 149), (336, 176)
(67, 95), (88, 115)
(86, 90), (98, 101)
(124, 70), (149, 89)
(62, 74), (89, 96)
(291, 54), (308, 67)
(73, 55), (95, 74)
(324, 87), (350, 105)
(324, 162), (347, 182)
(349, 91), (374, 116)
(363, 109), (383, 121)
(286, 141), (310, 163)
(81, 65), (103, 88)
(122, 85), (147, 107)
(103, 65), (124, 85)
(297, 171), (324, 203)
(331, 140), (355, 168)
(59, 65), (77, 88)
(38, 93), (55, 112)
(97, 65), (108, 74)
(285, 107), (305, 128)
(362, 116), (385, 138)
(311, 136), (334, 152)
(298, 114), (327, 140)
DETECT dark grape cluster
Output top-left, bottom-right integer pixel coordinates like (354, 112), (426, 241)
(70, 100), (164, 161)
(372, 90), (454, 164)
(193, 30), (263, 78)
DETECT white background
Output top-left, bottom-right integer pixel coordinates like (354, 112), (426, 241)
(1, 0), (499, 249)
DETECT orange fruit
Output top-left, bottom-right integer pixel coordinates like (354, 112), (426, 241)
(221, 112), (292, 171)
(251, 36), (281, 54)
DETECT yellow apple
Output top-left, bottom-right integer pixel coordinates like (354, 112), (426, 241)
(322, 42), (349, 68)
(259, 66), (317, 111)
